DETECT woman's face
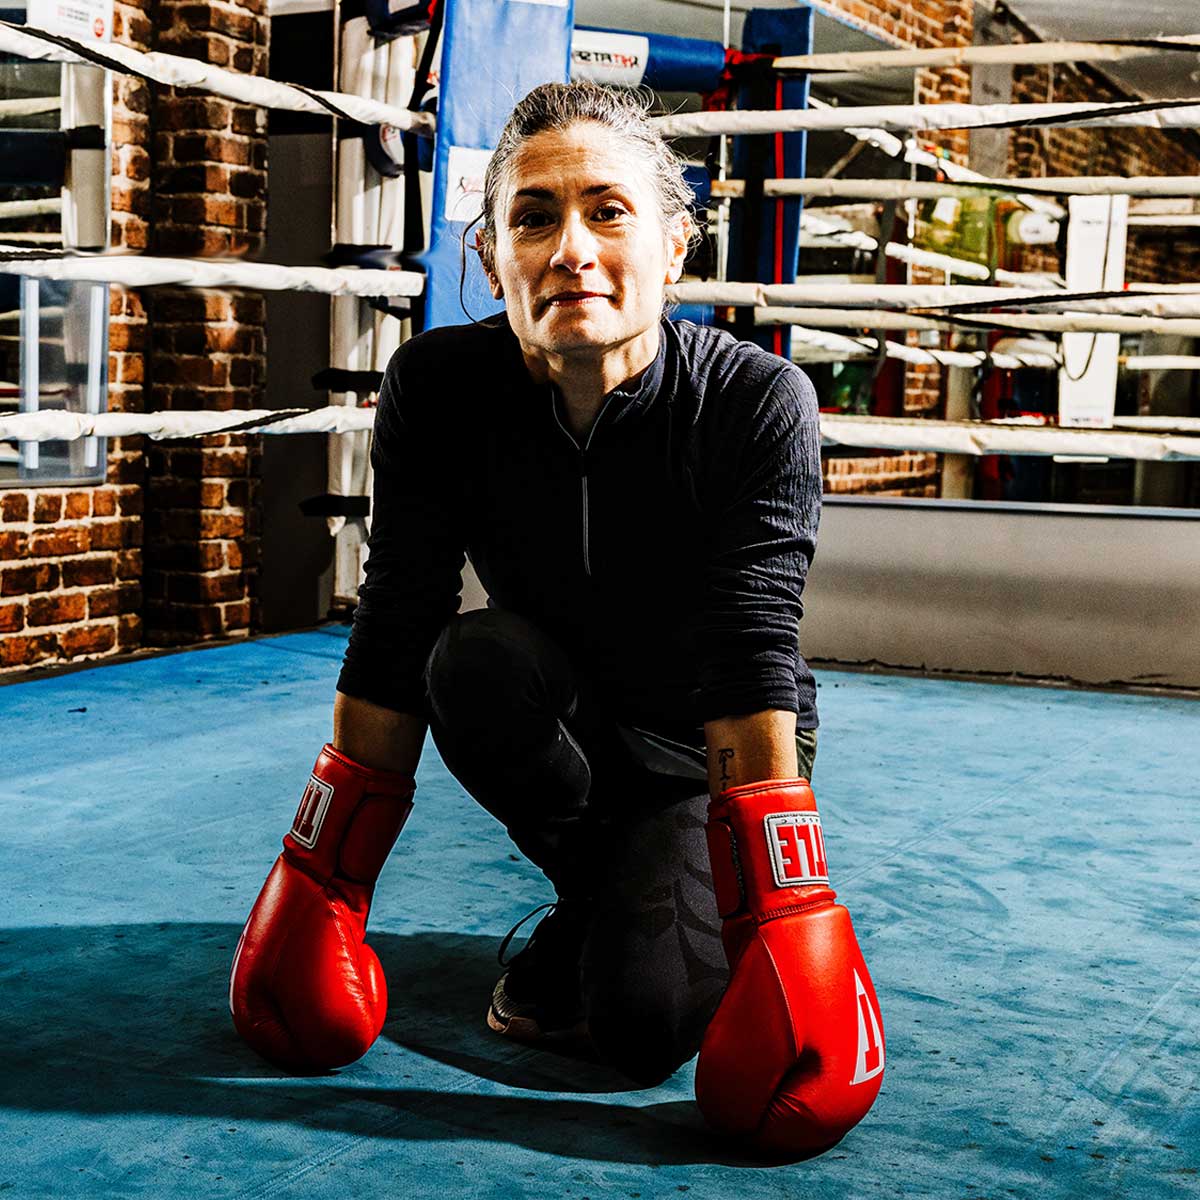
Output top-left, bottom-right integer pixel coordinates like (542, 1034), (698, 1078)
(484, 122), (688, 361)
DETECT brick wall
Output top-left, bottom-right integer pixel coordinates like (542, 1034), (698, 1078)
(0, 0), (268, 674)
(1007, 52), (1200, 284)
(0, 0), (151, 671)
(144, 0), (268, 646)
(824, 452), (940, 497)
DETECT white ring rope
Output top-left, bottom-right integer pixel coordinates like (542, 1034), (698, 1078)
(5, 404), (1200, 461)
(773, 37), (1200, 75)
(754, 306), (1200, 337)
(786, 326), (1200, 373)
(1122, 356), (1200, 370)
(788, 325), (1061, 370)
(0, 20), (434, 135)
(1128, 214), (1200, 227)
(803, 97), (1065, 220)
(668, 281), (1200, 315)
(0, 406), (376, 442)
(0, 95), (61, 118)
(0, 233), (61, 244)
(1, 255), (1188, 315)
(818, 415), (1200, 461)
(652, 100), (1200, 140)
(0, 246), (424, 297)
(714, 176), (1200, 201)
(0, 198), (63, 219)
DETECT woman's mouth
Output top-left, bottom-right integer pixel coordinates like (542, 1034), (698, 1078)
(546, 292), (608, 308)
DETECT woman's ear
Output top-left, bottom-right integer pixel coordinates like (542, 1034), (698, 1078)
(474, 233), (504, 299)
(664, 213), (692, 285)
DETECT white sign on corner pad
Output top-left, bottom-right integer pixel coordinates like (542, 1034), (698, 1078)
(27, 0), (114, 43)
(444, 146), (494, 225)
(572, 29), (650, 88)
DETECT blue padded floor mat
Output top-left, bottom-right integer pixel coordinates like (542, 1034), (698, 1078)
(0, 624), (1197, 1199)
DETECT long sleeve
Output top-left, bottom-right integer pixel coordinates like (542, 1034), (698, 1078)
(694, 363), (822, 722)
(336, 344), (467, 712)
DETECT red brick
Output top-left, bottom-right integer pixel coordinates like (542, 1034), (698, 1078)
(62, 557), (117, 588)
(196, 449), (247, 480)
(110, 455), (146, 485)
(200, 481), (226, 508)
(1, 493), (29, 522)
(60, 623), (118, 658)
(231, 295), (264, 324)
(88, 584), (142, 618)
(117, 549), (143, 580)
(118, 489), (145, 516)
(33, 494), (62, 523)
(231, 109), (262, 137)
(1, 563), (59, 596)
(223, 599), (251, 629)
(205, 324), (260, 354)
(202, 571), (247, 603)
(199, 511), (245, 539)
(87, 522), (123, 551)
(27, 592), (88, 627)
(64, 492), (92, 519)
(0, 602), (23, 633)
(0, 632), (59, 668)
(27, 527), (91, 558)
(117, 355), (145, 385)
(118, 613), (142, 649)
(0, 530), (27, 558)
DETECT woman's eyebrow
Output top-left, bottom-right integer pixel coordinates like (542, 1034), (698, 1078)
(512, 183), (625, 201)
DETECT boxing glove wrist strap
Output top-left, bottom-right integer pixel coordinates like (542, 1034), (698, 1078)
(282, 743), (415, 885)
(706, 777), (837, 923)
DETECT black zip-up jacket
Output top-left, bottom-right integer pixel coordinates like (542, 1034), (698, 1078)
(337, 314), (822, 735)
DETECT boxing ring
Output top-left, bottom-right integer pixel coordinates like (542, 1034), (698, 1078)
(3, 0), (1200, 1188)
(1, 626), (1196, 1197)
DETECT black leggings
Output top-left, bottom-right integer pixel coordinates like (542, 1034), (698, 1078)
(424, 607), (817, 1085)
(423, 608), (729, 1085)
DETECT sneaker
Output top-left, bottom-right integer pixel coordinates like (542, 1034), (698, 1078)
(486, 900), (591, 1046)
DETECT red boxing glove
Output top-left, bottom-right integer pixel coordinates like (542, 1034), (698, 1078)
(696, 778), (885, 1157)
(229, 744), (415, 1071)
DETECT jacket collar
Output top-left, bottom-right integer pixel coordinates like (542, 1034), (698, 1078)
(490, 313), (670, 430)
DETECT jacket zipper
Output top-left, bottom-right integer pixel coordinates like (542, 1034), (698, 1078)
(550, 393), (614, 578)
(580, 474), (591, 575)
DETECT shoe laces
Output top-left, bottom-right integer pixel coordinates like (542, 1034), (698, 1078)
(497, 901), (558, 968)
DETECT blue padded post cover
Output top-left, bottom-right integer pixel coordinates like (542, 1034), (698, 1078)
(421, 0), (574, 331)
(729, 6), (812, 358)
(572, 27), (726, 94)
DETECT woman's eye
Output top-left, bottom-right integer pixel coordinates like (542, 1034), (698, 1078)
(515, 211), (551, 228)
(594, 204), (626, 222)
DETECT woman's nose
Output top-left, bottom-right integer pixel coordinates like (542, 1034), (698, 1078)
(548, 213), (598, 273)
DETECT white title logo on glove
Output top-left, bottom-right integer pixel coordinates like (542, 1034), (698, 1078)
(850, 968), (886, 1085)
(764, 812), (829, 887)
(291, 776), (334, 849)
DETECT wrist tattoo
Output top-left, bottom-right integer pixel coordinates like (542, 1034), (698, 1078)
(718, 747), (734, 784)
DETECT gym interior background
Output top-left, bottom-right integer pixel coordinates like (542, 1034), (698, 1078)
(1, 0), (1198, 690)
(2, 4), (1199, 1197)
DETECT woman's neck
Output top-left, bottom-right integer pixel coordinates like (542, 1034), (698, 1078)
(521, 325), (660, 443)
